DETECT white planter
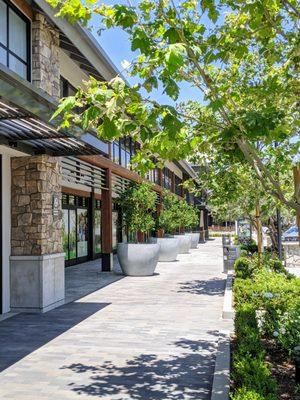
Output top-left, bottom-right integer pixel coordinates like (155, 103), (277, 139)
(117, 243), (160, 276)
(149, 237), (179, 262)
(175, 234), (192, 254)
(185, 232), (200, 249)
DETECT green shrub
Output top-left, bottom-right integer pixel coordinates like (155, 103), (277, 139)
(231, 388), (276, 400)
(232, 303), (277, 399)
(240, 239), (258, 254)
(234, 257), (254, 279)
(234, 269), (300, 336)
(268, 258), (286, 275)
(233, 355), (277, 395)
(278, 303), (300, 356)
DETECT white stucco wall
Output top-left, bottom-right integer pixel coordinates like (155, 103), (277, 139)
(59, 49), (89, 89)
(165, 161), (183, 179)
(0, 145), (27, 314)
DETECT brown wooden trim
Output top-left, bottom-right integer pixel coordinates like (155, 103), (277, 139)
(94, 193), (101, 200)
(61, 186), (91, 198)
(101, 169), (112, 254)
(11, 0), (33, 19)
(171, 171), (175, 193)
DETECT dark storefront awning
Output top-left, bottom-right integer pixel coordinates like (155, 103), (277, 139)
(0, 64), (100, 157)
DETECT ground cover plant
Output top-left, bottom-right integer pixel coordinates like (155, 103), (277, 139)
(232, 252), (300, 399)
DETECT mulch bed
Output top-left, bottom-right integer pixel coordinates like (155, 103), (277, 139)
(263, 338), (300, 400)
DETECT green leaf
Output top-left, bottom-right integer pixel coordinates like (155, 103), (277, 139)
(131, 28), (152, 54)
(165, 43), (185, 73)
(113, 5), (137, 28)
(162, 78), (179, 100)
(101, 116), (118, 139)
(50, 96), (76, 121)
(163, 27), (180, 44)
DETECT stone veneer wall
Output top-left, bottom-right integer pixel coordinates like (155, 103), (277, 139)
(11, 155), (62, 256)
(32, 12), (60, 100)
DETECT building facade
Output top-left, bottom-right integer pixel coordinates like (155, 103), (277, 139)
(0, 0), (209, 315)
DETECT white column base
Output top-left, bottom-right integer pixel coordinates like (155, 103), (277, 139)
(10, 253), (65, 313)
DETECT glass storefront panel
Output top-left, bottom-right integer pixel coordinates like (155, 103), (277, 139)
(77, 208), (88, 258)
(112, 211), (118, 250)
(94, 209), (101, 254)
(69, 209), (76, 260)
(62, 209), (69, 260)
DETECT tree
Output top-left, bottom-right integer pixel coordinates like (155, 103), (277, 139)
(117, 182), (156, 242)
(158, 190), (198, 233)
(48, 0), (300, 221)
(194, 150), (295, 253)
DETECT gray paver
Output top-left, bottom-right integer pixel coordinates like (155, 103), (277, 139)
(0, 238), (231, 399)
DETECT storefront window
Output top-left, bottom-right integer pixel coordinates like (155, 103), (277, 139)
(0, 0), (30, 80)
(69, 210), (76, 260)
(77, 208), (88, 257)
(62, 194), (89, 266)
(94, 199), (101, 254)
(112, 210), (118, 250)
(62, 209), (69, 260)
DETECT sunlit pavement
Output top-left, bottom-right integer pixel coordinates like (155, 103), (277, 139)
(0, 238), (232, 400)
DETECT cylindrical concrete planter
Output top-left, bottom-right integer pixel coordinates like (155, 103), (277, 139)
(117, 243), (160, 276)
(149, 237), (179, 262)
(185, 232), (200, 249)
(175, 234), (192, 254)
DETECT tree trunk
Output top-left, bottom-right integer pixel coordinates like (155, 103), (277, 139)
(293, 165), (300, 243)
(256, 200), (263, 262)
(268, 216), (278, 251)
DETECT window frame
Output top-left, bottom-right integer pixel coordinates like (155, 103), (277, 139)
(0, 0), (31, 81)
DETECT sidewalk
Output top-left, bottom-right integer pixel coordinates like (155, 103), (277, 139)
(0, 238), (231, 400)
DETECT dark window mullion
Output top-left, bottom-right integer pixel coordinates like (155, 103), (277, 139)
(6, 1), (9, 68)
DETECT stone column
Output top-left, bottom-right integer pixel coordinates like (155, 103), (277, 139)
(32, 12), (60, 100)
(10, 155), (65, 312)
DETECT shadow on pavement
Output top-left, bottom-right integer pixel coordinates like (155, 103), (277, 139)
(177, 277), (225, 296)
(0, 302), (110, 372)
(61, 334), (220, 400)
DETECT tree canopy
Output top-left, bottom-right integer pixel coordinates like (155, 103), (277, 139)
(48, 0), (299, 214)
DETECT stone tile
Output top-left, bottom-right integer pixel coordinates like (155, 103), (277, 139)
(0, 238), (232, 399)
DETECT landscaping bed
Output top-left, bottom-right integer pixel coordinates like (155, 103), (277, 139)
(230, 248), (300, 400)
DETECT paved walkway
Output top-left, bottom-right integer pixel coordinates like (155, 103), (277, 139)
(0, 238), (232, 400)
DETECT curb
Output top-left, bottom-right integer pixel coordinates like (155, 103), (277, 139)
(211, 331), (231, 400)
(222, 272), (235, 320)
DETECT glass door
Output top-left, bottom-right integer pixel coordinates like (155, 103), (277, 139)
(62, 194), (89, 266)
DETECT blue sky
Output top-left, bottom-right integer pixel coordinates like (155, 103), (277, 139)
(89, 8), (203, 106)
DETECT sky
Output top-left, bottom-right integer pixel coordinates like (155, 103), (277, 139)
(89, 7), (204, 106)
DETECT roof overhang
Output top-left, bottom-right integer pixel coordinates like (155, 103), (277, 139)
(34, 0), (123, 82)
(177, 160), (197, 179)
(0, 64), (100, 157)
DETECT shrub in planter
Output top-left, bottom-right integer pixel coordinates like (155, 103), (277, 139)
(277, 303), (300, 356)
(235, 269), (300, 337)
(116, 182), (159, 276)
(234, 257), (254, 279)
(158, 191), (181, 235)
(240, 239), (258, 254)
(152, 191), (181, 261)
(232, 303), (278, 400)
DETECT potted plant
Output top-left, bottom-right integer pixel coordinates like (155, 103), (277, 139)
(183, 204), (200, 249)
(116, 182), (160, 276)
(149, 191), (180, 261)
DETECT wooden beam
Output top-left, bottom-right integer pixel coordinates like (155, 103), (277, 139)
(101, 168), (113, 271)
(12, 0), (33, 19)
(61, 186), (91, 198)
